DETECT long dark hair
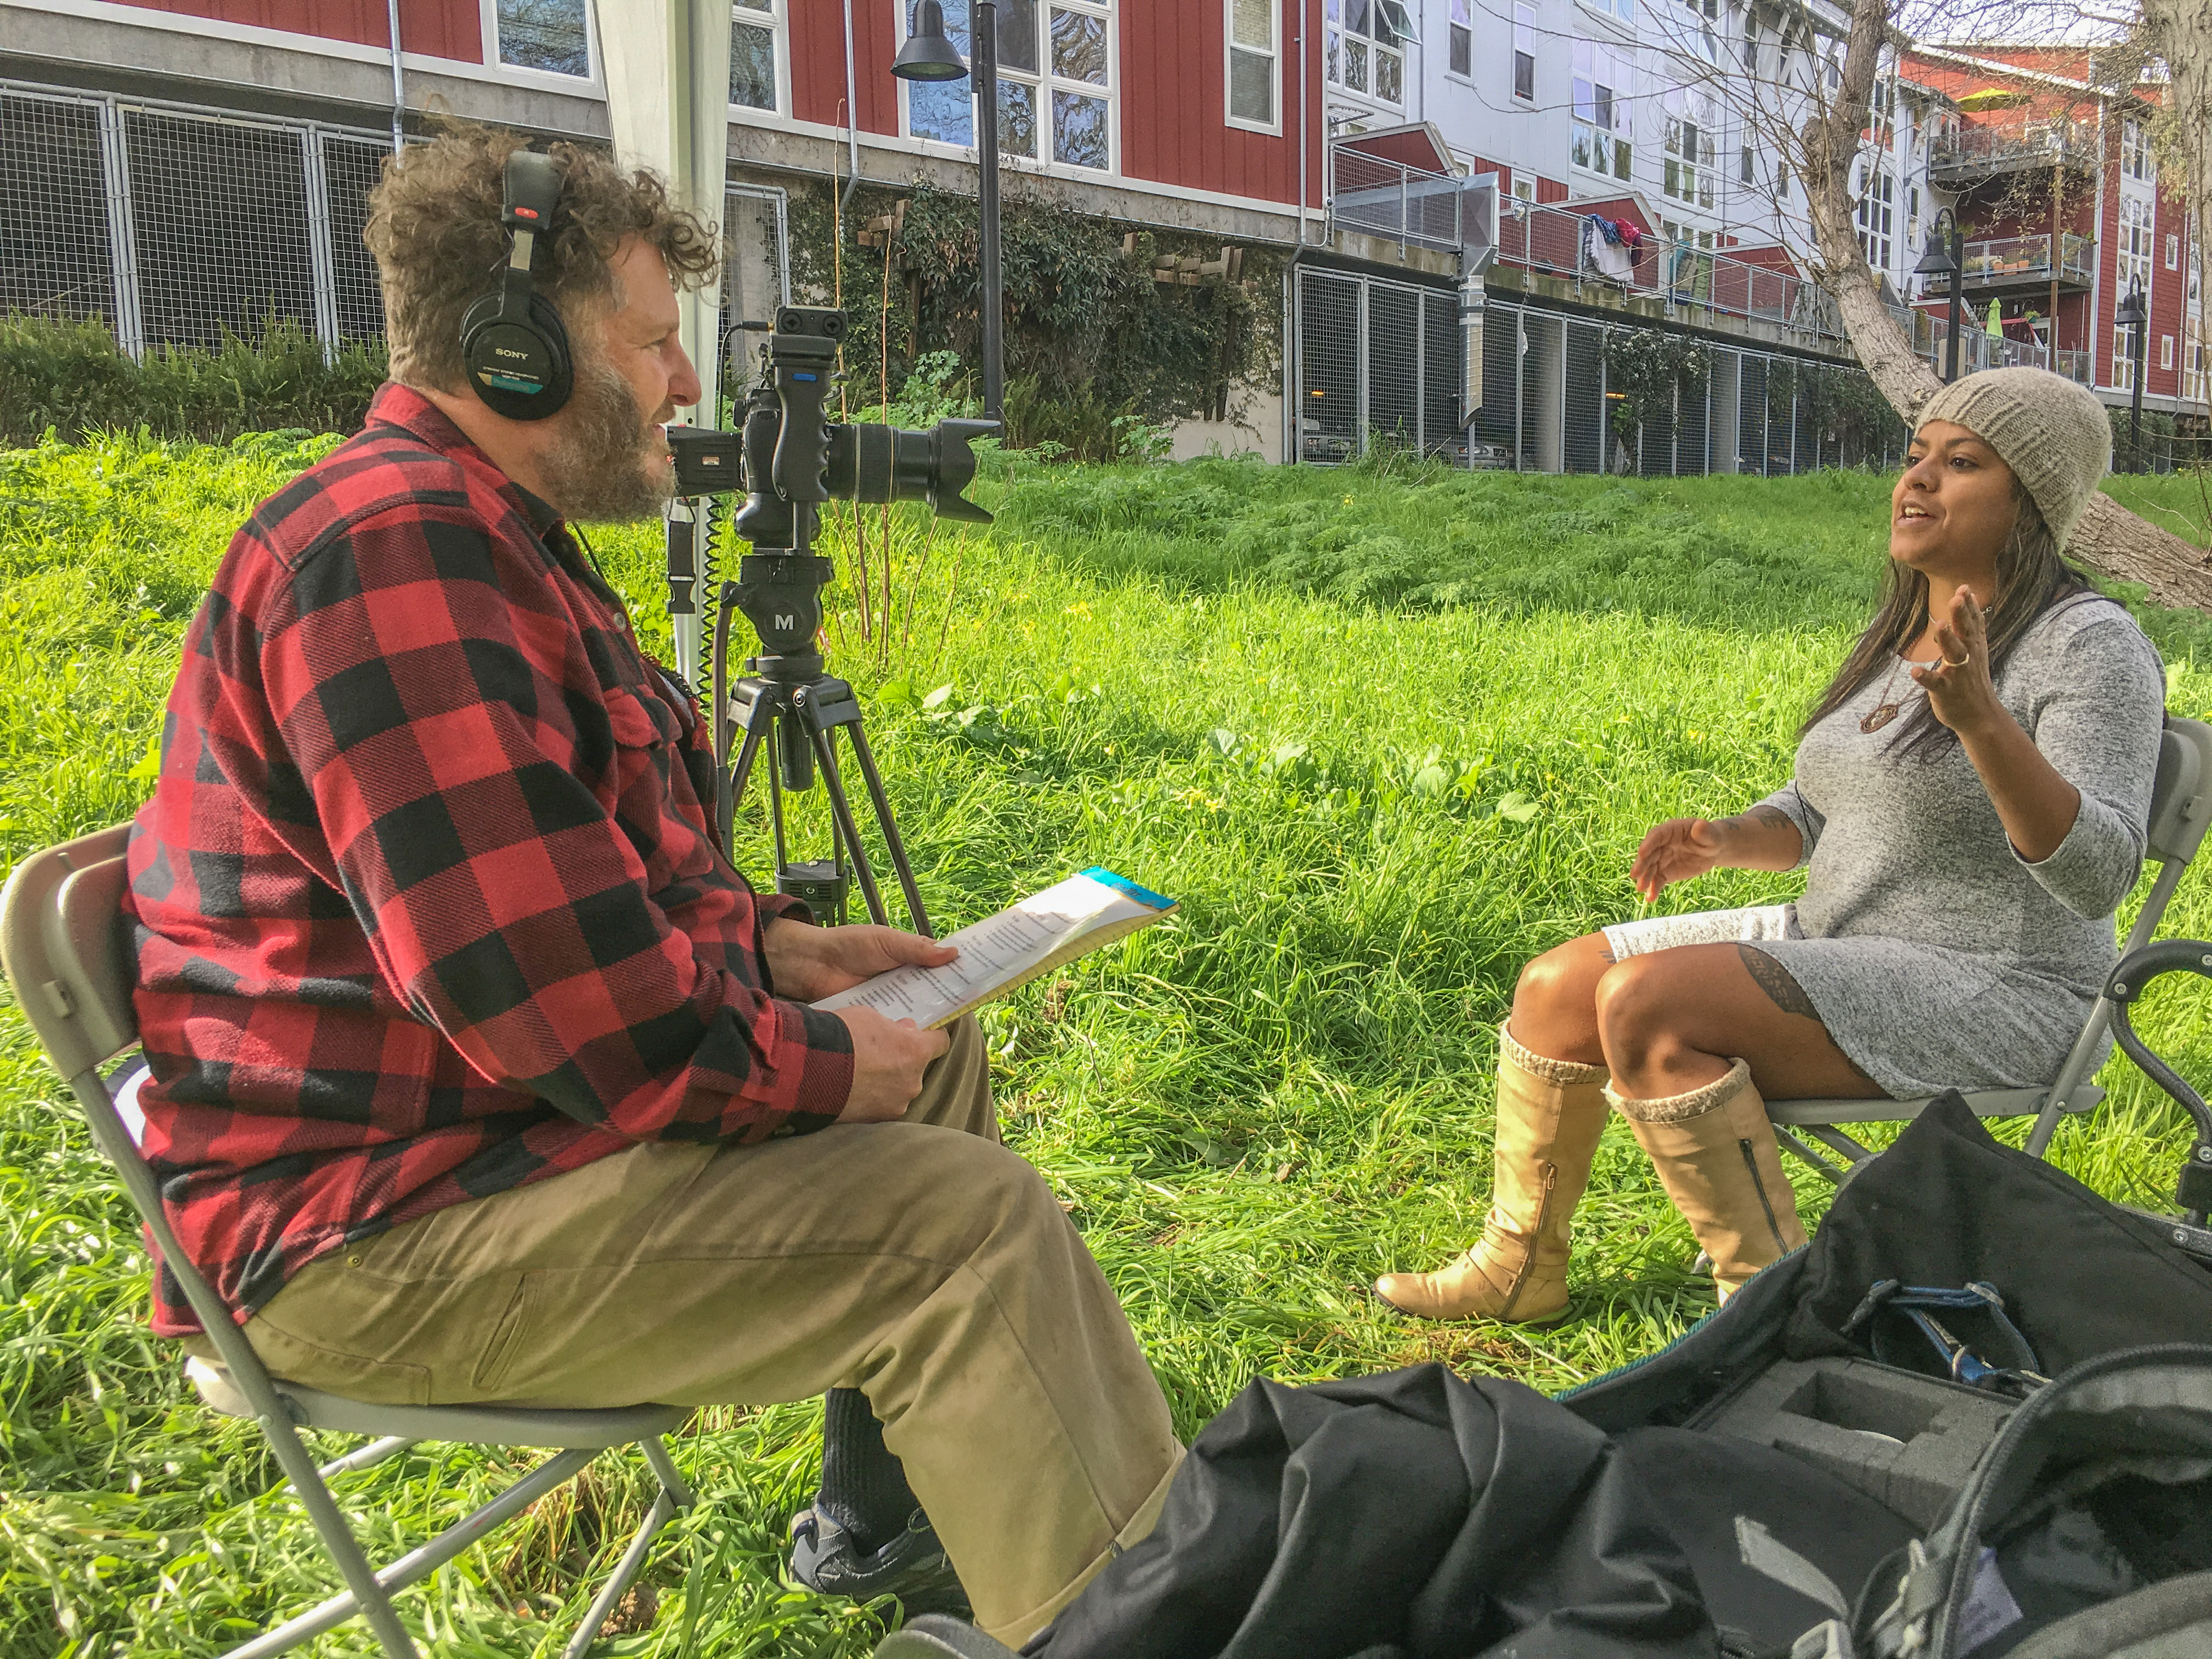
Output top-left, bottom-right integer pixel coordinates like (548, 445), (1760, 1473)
(1800, 482), (2093, 759)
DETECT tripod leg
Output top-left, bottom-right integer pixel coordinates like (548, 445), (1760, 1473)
(767, 723), (792, 877)
(805, 727), (891, 928)
(725, 720), (767, 850)
(845, 725), (933, 940)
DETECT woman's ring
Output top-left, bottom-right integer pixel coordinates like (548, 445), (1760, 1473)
(1942, 652), (1970, 669)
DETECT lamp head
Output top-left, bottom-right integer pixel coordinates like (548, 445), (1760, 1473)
(893, 1), (971, 81)
(2115, 286), (2147, 329)
(1915, 234), (1957, 278)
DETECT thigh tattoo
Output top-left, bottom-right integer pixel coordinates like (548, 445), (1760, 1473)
(1737, 943), (1819, 1020)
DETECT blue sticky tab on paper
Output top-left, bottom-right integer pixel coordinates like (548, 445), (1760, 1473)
(1081, 867), (1175, 910)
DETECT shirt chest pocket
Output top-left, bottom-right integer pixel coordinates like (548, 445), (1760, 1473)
(598, 684), (687, 885)
(603, 682), (680, 750)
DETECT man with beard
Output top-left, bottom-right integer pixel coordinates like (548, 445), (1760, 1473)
(122, 126), (1180, 1647)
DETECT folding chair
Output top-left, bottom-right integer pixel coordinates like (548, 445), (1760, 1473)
(0, 825), (694, 1659)
(1766, 714), (2212, 1183)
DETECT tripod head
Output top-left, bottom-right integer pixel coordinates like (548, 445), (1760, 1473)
(660, 307), (998, 934)
(665, 305), (999, 694)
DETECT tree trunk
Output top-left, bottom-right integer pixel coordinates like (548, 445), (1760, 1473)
(1799, 0), (2212, 611)
(1803, 0), (1947, 421)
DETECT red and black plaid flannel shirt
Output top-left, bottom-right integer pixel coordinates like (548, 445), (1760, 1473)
(125, 383), (853, 1336)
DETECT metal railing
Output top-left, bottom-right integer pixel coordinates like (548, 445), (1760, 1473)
(1957, 231), (2095, 287)
(1327, 145), (1491, 255)
(1487, 199), (1850, 351)
(1891, 304), (2095, 383)
(1927, 121), (2096, 178)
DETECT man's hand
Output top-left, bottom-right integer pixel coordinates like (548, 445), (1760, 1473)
(763, 918), (957, 1002)
(834, 1005), (952, 1123)
(1629, 817), (1730, 902)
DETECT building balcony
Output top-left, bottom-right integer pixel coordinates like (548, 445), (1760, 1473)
(1927, 123), (2098, 188)
(1894, 303), (2094, 383)
(1946, 232), (2095, 296)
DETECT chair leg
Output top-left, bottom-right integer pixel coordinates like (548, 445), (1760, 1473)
(1773, 1125), (1857, 1186)
(241, 1413), (421, 1659)
(227, 1448), (597, 1659)
(560, 1437), (695, 1659)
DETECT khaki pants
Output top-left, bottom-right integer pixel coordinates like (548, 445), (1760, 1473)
(236, 1017), (1182, 1644)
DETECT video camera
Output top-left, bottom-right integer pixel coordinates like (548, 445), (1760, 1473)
(664, 304), (997, 690)
(659, 306), (999, 934)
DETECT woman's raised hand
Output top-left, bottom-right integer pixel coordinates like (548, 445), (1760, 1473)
(1630, 817), (1730, 902)
(1912, 584), (2002, 737)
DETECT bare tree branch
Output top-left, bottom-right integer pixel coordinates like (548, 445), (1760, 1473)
(1658, 0), (2212, 605)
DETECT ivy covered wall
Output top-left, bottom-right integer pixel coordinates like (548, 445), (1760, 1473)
(776, 177), (1285, 458)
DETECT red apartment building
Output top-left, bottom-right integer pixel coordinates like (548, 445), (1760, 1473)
(3, 0), (1903, 473)
(1904, 43), (2197, 424)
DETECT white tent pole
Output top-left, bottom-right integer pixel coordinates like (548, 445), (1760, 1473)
(596, 0), (732, 679)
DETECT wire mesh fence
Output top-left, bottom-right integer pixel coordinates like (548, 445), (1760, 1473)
(5, 80), (793, 386)
(1290, 274), (1901, 479)
(127, 109), (321, 349)
(0, 89), (116, 326)
(1295, 268), (1476, 464)
(3, 81), (392, 356)
(1563, 319), (1606, 475)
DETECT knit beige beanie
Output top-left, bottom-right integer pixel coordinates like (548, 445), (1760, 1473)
(1916, 367), (2111, 549)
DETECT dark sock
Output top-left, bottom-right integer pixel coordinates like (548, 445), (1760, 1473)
(816, 1387), (922, 1555)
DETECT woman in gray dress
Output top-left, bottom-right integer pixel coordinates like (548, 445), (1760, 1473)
(1379, 366), (2166, 1323)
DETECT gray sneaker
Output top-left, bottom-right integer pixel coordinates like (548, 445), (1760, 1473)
(787, 1503), (972, 1620)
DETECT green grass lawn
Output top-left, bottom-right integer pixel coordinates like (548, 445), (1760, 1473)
(7, 436), (2212, 1656)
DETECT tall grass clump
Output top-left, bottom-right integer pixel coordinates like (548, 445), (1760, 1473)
(7, 438), (2212, 1656)
(0, 314), (386, 447)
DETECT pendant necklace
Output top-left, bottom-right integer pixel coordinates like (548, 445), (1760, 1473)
(1860, 654), (1914, 733)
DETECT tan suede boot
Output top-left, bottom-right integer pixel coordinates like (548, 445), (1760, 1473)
(1610, 1060), (1808, 1302)
(1374, 1026), (1609, 1324)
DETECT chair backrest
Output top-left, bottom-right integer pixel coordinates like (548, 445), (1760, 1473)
(2148, 716), (2212, 869)
(1, 825), (136, 1080)
(1, 823), (283, 1383)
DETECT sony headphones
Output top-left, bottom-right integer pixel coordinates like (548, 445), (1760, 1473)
(459, 149), (574, 420)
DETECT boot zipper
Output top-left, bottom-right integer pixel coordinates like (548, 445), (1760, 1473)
(1738, 1138), (1788, 1252)
(1501, 1162), (1558, 1318)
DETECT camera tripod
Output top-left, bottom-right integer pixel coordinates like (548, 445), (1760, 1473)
(670, 305), (995, 940)
(709, 541), (932, 938)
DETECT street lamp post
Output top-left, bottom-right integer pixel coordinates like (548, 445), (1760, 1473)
(2115, 283), (2148, 473)
(1915, 207), (1966, 383)
(893, 1), (1003, 424)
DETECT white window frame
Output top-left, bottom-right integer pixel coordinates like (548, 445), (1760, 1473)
(2124, 117), (2153, 182)
(1577, 0), (1635, 32)
(897, 0), (1120, 176)
(1855, 163), (1893, 274)
(2168, 232), (2182, 272)
(1325, 0), (1410, 109)
(1224, 0), (1280, 132)
(1512, 3), (1538, 103)
(1447, 0), (1475, 82)
(1663, 116), (1713, 207)
(1570, 39), (1632, 183)
(482, 0), (599, 85)
(2162, 333), (2175, 371)
(728, 1), (787, 116)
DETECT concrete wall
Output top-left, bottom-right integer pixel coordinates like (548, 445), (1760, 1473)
(1170, 387), (1284, 463)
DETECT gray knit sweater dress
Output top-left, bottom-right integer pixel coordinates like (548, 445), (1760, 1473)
(1613, 596), (2167, 1099)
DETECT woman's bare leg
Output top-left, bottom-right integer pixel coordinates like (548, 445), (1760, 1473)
(1594, 943), (1883, 1102)
(1508, 932), (1617, 1066)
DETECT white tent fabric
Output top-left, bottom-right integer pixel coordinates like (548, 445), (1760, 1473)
(596, 0), (732, 414)
(595, 0), (732, 675)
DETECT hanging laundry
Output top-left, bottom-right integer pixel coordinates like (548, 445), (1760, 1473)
(1587, 217), (1636, 280)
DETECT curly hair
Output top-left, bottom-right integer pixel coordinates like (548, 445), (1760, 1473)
(364, 121), (721, 392)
